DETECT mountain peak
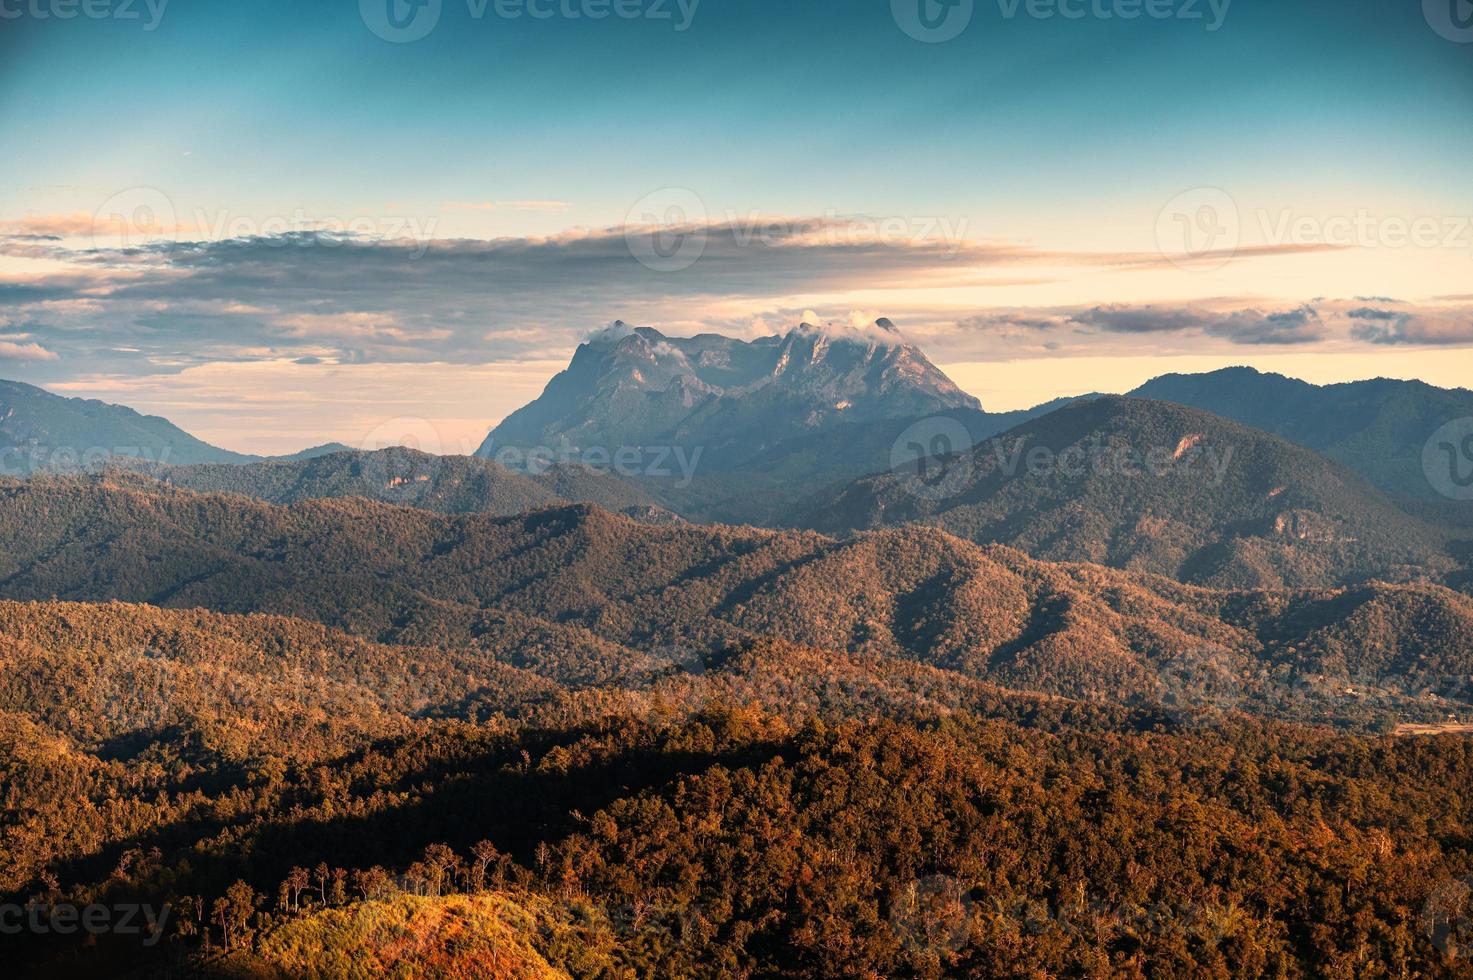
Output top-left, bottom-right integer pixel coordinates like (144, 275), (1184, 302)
(478, 320), (980, 463)
(586, 320), (669, 347)
(788, 317), (905, 348)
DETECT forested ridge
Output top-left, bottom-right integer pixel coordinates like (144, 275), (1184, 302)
(1, 477), (1471, 726)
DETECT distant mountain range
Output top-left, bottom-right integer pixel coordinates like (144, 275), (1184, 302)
(799, 396), (1455, 589)
(0, 380), (364, 472)
(0, 379), (253, 469)
(469, 324), (1473, 528)
(6, 323), (1473, 543)
(1128, 367), (1473, 505)
(475, 321), (1084, 523)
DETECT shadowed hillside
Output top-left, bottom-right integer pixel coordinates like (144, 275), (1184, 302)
(798, 396), (1456, 589)
(1131, 367), (1473, 506)
(108, 447), (661, 517)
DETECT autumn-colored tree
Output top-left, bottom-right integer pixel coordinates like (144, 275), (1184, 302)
(212, 880), (260, 953)
(422, 844), (462, 898)
(471, 840), (499, 892)
(313, 862), (330, 906)
(285, 867), (310, 912)
(352, 866), (392, 902)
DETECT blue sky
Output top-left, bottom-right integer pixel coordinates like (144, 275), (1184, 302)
(7, 0), (1470, 233)
(2, 0), (1471, 451)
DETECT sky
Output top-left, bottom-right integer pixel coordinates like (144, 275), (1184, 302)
(1, 0), (1471, 454)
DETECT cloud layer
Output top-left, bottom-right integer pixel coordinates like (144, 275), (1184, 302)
(0, 219), (1466, 382)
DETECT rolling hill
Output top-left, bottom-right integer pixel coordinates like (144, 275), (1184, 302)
(110, 447), (661, 517)
(798, 396), (1457, 589)
(0, 475), (1468, 725)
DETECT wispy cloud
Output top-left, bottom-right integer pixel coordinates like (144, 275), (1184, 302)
(1101, 242), (1352, 270)
(1069, 303), (1325, 346)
